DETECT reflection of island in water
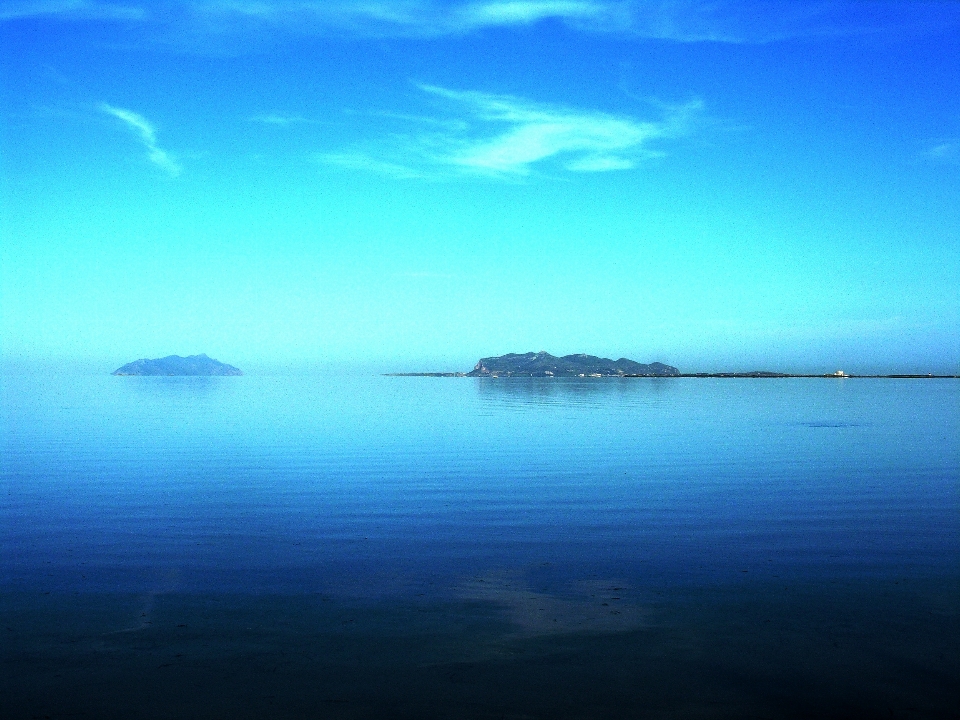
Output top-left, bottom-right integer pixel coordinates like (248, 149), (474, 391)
(118, 374), (227, 400)
(474, 375), (677, 407)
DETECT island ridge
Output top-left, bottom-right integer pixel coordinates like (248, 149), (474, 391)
(112, 354), (243, 376)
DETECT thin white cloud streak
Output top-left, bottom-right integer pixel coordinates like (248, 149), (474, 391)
(4, 2), (957, 44)
(318, 84), (699, 179)
(452, 1), (618, 30)
(317, 152), (427, 179)
(927, 140), (959, 163)
(566, 155), (636, 171)
(100, 103), (182, 176)
(0, 0), (145, 21)
(190, 1), (621, 36)
(192, 1), (948, 42)
(250, 113), (309, 125)
(3, 0), (619, 33)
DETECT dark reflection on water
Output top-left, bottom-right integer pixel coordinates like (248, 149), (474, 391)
(3, 579), (957, 720)
(119, 374), (230, 395)
(474, 375), (677, 407)
(1, 374), (958, 718)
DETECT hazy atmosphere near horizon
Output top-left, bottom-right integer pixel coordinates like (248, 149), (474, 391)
(2, 1), (959, 373)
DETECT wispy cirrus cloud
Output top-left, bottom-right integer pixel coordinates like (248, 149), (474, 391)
(188, 1), (622, 37)
(317, 84), (699, 180)
(423, 84), (695, 174)
(195, 1), (960, 42)
(447, 0), (620, 31)
(100, 103), (181, 176)
(927, 139), (959, 163)
(317, 151), (429, 179)
(7, 1), (954, 45)
(250, 113), (309, 125)
(0, 0), (145, 21)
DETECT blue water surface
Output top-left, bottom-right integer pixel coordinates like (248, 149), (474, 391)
(3, 373), (957, 596)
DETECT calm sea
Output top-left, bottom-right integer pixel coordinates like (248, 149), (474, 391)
(2, 373), (958, 718)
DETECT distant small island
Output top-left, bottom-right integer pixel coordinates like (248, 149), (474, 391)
(390, 352), (680, 377)
(112, 354), (243, 376)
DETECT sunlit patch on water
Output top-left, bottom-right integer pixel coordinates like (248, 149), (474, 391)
(461, 572), (650, 637)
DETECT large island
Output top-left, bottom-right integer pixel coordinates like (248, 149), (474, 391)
(112, 354), (243, 376)
(391, 351), (680, 377)
(469, 352), (679, 377)
(387, 353), (957, 378)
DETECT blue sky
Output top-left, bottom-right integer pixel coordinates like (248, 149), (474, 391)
(1, 1), (958, 373)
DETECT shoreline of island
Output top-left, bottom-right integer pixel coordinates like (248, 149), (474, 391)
(384, 353), (957, 378)
(386, 372), (959, 378)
